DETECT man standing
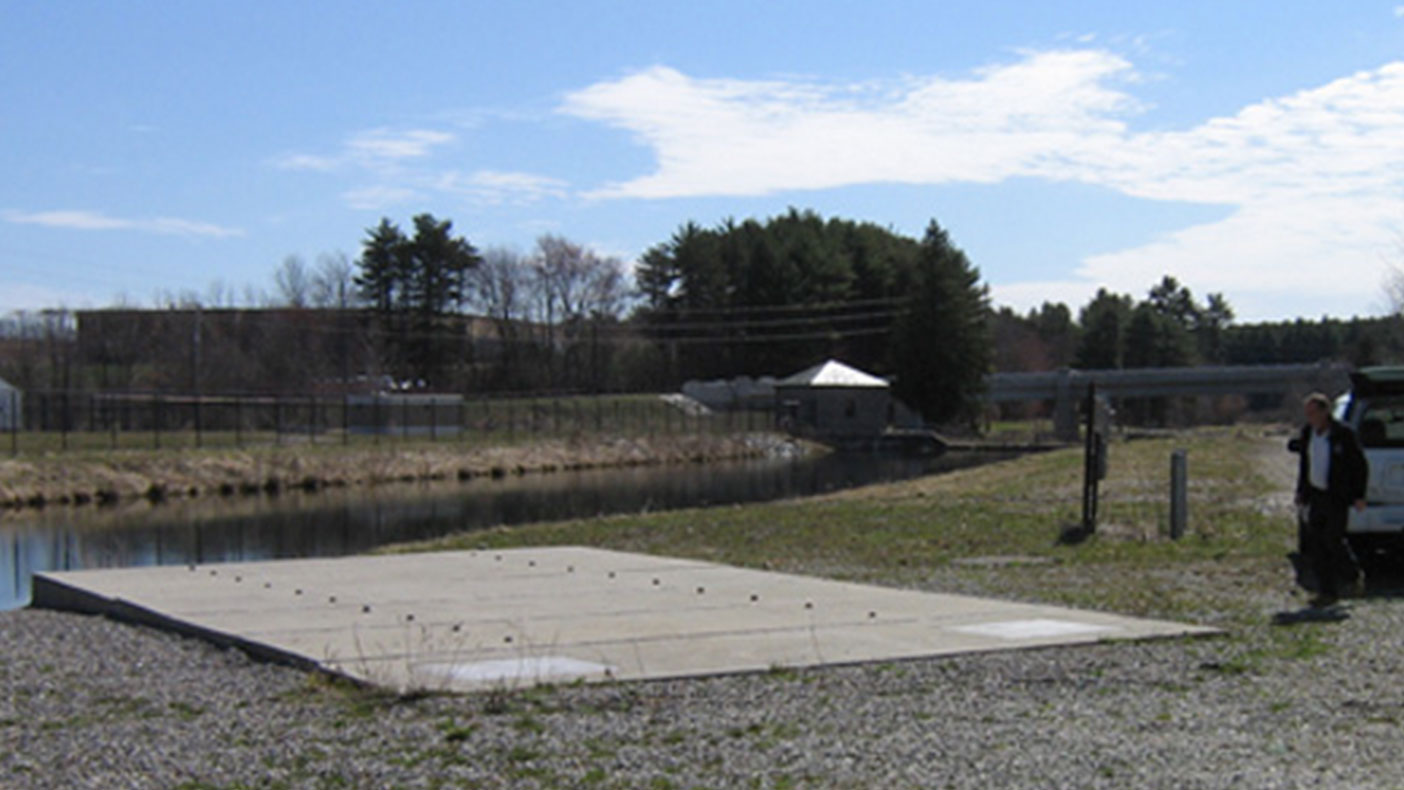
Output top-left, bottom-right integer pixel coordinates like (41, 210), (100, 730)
(1294, 392), (1368, 607)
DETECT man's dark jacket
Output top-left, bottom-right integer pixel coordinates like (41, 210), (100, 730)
(1296, 420), (1369, 506)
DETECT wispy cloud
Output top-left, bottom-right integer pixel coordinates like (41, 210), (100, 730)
(278, 126), (568, 210)
(435, 170), (569, 205)
(274, 127), (457, 172)
(341, 185), (422, 211)
(561, 52), (1404, 318)
(4, 209), (243, 238)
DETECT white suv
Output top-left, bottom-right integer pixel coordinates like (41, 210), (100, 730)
(1332, 366), (1404, 569)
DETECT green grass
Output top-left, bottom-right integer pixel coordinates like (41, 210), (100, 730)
(387, 426), (1298, 629)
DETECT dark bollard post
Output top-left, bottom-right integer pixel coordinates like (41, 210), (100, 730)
(60, 391), (68, 451)
(342, 394), (350, 446)
(308, 394), (317, 445)
(9, 390), (17, 457)
(1080, 383), (1098, 534)
(234, 395), (243, 448)
(1170, 449), (1188, 540)
(153, 393), (162, 450)
(430, 396), (438, 441)
(194, 395), (202, 449)
(109, 395), (118, 450)
(274, 396), (283, 446)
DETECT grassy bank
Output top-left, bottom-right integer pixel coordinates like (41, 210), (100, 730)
(390, 425), (1301, 630)
(0, 431), (800, 510)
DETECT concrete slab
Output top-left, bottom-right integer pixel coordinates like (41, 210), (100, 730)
(32, 547), (1216, 692)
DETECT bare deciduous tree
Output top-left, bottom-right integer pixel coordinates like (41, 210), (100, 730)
(273, 255), (312, 308)
(309, 251), (356, 309)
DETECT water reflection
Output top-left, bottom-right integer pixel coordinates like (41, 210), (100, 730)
(1, 450), (1005, 609)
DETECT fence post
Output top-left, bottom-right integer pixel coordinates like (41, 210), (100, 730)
(308, 394), (316, 445)
(1170, 449), (1188, 540)
(60, 391), (68, 451)
(9, 389), (16, 457)
(153, 393), (162, 450)
(234, 395), (243, 448)
(194, 394), (202, 449)
(430, 395), (438, 441)
(274, 396), (283, 446)
(109, 394), (117, 450)
(342, 393), (350, 446)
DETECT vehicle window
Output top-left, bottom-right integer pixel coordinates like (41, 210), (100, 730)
(1358, 397), (1404, 448)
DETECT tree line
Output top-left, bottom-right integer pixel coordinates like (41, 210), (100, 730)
(2, 207), (1401, 428)
(991, 277), (1402, 374)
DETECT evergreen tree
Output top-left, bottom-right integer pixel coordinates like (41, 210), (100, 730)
(353, 214), (480, 386)
(1075, 289), (1133, 369)
(888, 221), (991, 425)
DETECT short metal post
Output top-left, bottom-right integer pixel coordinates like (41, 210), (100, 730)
(1170, 449), (1188, 540)
(1080, 383), (1098, 533)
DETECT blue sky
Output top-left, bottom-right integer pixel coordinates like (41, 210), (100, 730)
(4, 1), (1404, 321)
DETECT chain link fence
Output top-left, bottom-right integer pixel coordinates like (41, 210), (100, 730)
(1, 390), (771, 455)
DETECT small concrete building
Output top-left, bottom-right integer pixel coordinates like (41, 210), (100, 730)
(0, 375), (19, 430)
(774, 359), (893, 440)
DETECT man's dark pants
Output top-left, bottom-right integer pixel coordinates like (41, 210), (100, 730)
(1304, 488), (1357, 598)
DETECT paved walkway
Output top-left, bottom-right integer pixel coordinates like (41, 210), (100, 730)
(33, 547), (1215, 692)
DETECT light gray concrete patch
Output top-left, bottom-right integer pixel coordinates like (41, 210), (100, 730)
(32, 546), (1217, 692)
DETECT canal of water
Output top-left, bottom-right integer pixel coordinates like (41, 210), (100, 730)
(1, 450), (1011, 609)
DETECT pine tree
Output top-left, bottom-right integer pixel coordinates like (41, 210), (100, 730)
(888, 220), (991, 425)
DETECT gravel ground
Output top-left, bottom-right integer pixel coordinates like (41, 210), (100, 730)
(5, 445), (1404, 789)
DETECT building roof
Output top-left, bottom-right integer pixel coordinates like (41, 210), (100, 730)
(776, 359), (889, 389)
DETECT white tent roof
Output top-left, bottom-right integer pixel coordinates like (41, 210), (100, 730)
(776, 359), (889, 389)
(0, 375), (14, 392)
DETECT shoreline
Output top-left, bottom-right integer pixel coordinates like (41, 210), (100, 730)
(9, 431), (1404, 788)
(0, 432), (814, 512)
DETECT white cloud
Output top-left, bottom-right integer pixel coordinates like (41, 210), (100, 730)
(274, 127), (456, 173)
(346, 128), (456, 163)
(277, 126), (569, 210)
(341, 185), (422, 211)
(562, 52), (1404, 319)
(435, 170), (569, 205)
(4, 209), (243, 239)
(561, 52), (1138, 199)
